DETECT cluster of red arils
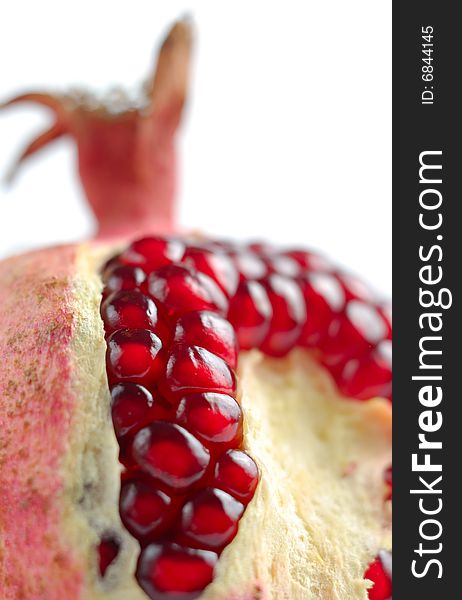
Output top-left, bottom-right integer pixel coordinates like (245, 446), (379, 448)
(99, 235), (392, 599)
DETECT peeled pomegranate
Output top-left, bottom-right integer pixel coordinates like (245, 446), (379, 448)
(0, 20), (391, 600)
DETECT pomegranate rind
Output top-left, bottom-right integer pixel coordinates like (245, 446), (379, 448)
(0, 245), (85, 599)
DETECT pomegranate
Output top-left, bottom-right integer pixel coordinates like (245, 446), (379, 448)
(0, 19), (391, 600)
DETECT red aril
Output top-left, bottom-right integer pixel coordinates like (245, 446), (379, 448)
(131, 422), (210, 492)
(136, 543), (217, 600)
(364, 553), (392, 600)
(176, 393), (243, 448)
(178, 487), (244, 550)
(338, 340), (392, 401)
(227, 280), (272, 349)
(106, 329), (164, 387)
(120, 479), (174, 539)
(97, 536), (120, 577)
(214, 449), (259, 504)
(182, 247), (238, 297)
(265, 254), (302, 278)
(110, 383), (171, 439)
(120, 237), (184, 272)
(173, 311), (238, 370)
(283, 249), (331, 272)
(229, 250), (267, 281)
(298, 272), (345, 347)
(320, 300), (388, 367)
(103, 264), (146, 295)
(260, 274), (306, 357)
(159, 345), (236, 404)
(148, 264), (228, 318)
(101, 290), (168, 339)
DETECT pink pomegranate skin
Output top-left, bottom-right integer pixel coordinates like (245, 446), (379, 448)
(0, 246), (84, 599)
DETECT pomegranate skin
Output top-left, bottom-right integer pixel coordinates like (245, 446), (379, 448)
(0, 246), (85, 599)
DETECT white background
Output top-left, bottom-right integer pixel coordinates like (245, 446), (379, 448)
(0, 1), (391, 294)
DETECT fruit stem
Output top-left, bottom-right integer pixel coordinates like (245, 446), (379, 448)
(1, 19), (193, 240)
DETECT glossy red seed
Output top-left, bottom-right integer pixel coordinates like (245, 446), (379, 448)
(182, 247), (239, 297)
(230, 250), (267, 281)
(137, 543), (217, 600)
(120, 236), (184, 272)
(266, 255), (301, 278)
(159, 345), (236, 404)
(103, 265), (147, 295)
(284, 249), (331, 271)
(176, 393), (243, 448)
(203, 239), (238, 253)
(214, 449), (259, 504)
(298, 272), (345, 347)
(106, 329), (164, 387)
(179, 488), (244, 550)
(227, 280), (272, 349)
(384, 466), (392, 500)
(246, 241), (276, 256)
(321, 300), (388, 366)
(149, 265), (228, 318)
(338, 340), (392, 400)
(98, 536), (120, 576)
(101, 290), (168, 339)
(364, 553), (392, 600)
(260, 274), (306, 357)
(120, 480), (174, 539)
(111, 383), (171, 438)
(337, 271), (377, 303)
(174, 311), (238, 370)
(378, 303), (392, 339)
(132, 422), (210, 492)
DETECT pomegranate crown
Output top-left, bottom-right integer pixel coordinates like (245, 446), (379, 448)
(1, 19), (193, 239)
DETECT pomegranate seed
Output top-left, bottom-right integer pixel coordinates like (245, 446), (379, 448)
(378, 303), (392, 339)
(103, 264), (146, 295)
(159, 345), (236, 404)
(227, 280), (272, 349)
(230, 250), (267, 281)
(101, 290), (168, 339)
(120, 236), (184, 271)
(97, 535), (120, 576)
(101, 254), (121, 276)
(137, 543), (217, 600)
(384, 466), (392, 500)
(320, 300), (388, 367)
(298, 272), (345, 347)
(179, 488), (244, 550)
(120, 479), (174, 539)
(174, 311), (238, 370)
(106, 329), (164, 387)
(246, 241), (276, 256)
(260, 274), (306, 356)
(131, 422), (210, 492)
(182, 247), (239, 297)
(149, 265), (228, 319)
(283, 249), (331, 271)
(338, 340), (392, 400)
(337, 271), (377, 303)
(111, 383), (171, 438)
(266, 255), (301, 278)
(214, 449), (259, 504)
(176, 393), (243, 448)
(364, 552), (392, 600)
